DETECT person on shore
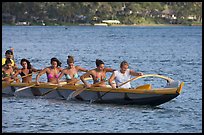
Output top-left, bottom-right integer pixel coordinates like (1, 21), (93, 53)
(2, 50), (18, 69)
(80, 59), (115, 88)
(2, 58), (19, 83)
(57, 55), (89, 85)
(108, 60), (143, 89)
(13, 58), (41, 83)
(36, 57), (63, 85)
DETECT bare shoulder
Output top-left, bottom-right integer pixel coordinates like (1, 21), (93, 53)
(129, 69), (134, 72)
(75, 65), (80, 69)
(85, 69), (95, 75)
(41, 67), (49, 72)
(75, 65), (79, 68)
(45, 67), (50, 70)
(90, 69), (96, 73)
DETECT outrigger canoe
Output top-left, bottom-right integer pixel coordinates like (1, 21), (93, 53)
(2, 74), (184, 106)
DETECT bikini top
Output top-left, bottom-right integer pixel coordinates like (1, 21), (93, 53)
(95, 72), (107, 83)
(2, 71), (10, 78)
(47, 67), (60, 79)
(65, 73), (78, 80)
(20, 69), (32, 77)
(2, 70), (14, 78)
(47, 73), (59, 79)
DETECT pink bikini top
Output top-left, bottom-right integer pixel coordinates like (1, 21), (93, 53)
(47, 73), (59, 79)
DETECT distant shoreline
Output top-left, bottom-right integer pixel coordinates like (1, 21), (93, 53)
(95, 23), (202, 27)
(2, 23), (202, 27)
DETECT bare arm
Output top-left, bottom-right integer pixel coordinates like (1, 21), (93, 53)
(80, 71), (92, 88)
(129, 69), (143, 76)
(57, 69), (65, 84)
(31, 66), (41, 73)
(58, 67), (63, 72)
(76, 66), (88, 72)
(36, 68), (48, 85)
(105, 67), (116, 72)
(13, 69), (21, 78)
(108, 72), (116, 88)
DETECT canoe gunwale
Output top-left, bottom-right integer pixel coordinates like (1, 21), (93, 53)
(3, 81), (181, 95)
(2, 80), (183, 106)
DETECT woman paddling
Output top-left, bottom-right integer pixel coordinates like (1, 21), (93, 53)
(36, 57), (63, 85)
(80, 59), (115, 88)
(57, 55), (88, 85)
(2, 58), (19, 83)
(13, 58), (41, 83)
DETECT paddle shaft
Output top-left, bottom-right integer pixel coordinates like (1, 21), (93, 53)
(91, 74), (171, 102)
(118, 74), (173, 88)
(67, 82), (103, 100)
(2, 73), (33, 89)
(41, 78), (85, 96)
(15, 84), (36, 92)
(13, 72), (40, 93)
(41, 85), (60, 96)
(118, 76), (140, 87)
(3, 72), (37, 82)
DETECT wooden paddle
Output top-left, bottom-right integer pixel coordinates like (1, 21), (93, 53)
(117, 74), (173, 88)
(90, 75), (167, 103)
(89, 83), (152, 103)
(40, 83), (68, 99)
(15, 84), (36, 93)
(89, 74), (172, 103)
(40, 77), (92, 96)
(12, 72), (41, 93)
(117, 75), (142, 88)
(67, 75), (151, 101)
(67, 82), (103, 100)
(2, 73), (34, 89)
(40, 83), (66, 96)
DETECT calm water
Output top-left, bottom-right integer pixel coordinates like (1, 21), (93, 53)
(2, 26), (202, 133)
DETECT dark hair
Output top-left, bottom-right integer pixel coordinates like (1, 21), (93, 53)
(96, 59), (104, 67)
(120, 60), (129, 68)
(67, 55), (74, 64)
(51, 57), (62, 67)
(5, 50), (13, 55)
(20, 58), (32, 69)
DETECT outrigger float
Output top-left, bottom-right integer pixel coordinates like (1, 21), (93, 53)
(2, 74), (184, 106)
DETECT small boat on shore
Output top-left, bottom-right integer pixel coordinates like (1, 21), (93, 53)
(2, 74), (184, 106)
(93, 23), (108, 26)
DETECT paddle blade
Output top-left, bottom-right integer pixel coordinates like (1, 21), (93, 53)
(67, 87), (86, 100)
(41, 86), (58, 96)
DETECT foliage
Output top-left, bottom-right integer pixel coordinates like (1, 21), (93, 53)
(2, 2), (202, 25)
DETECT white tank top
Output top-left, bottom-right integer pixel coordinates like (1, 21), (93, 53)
(114, 69), (131, 88)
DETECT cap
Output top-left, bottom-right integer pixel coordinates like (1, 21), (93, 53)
(5, 50), (13, 55)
